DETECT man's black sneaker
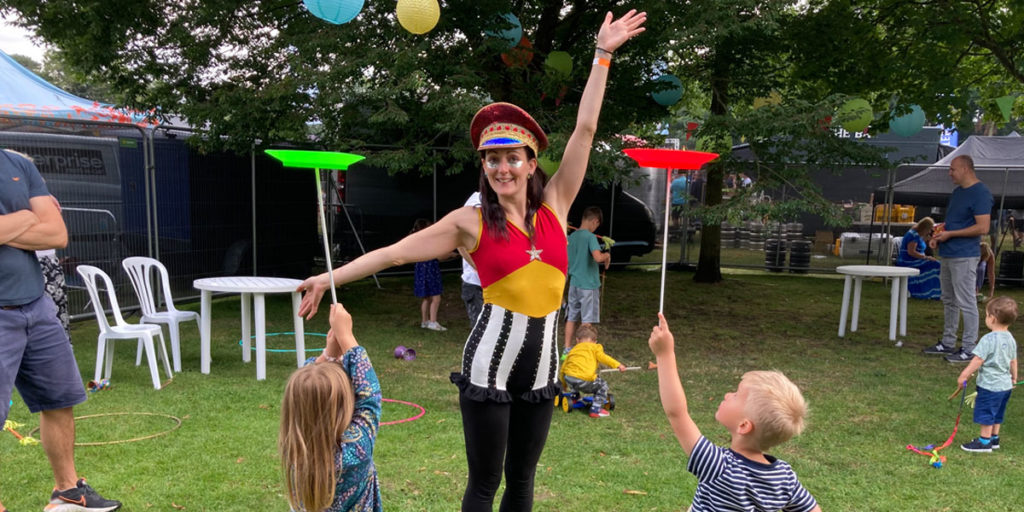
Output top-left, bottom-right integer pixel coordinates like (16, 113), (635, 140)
(960, 438), (993, 453)
(923, 343), (953, 355)
(45, 479), (121, 511)
(945, 349), (973, 364)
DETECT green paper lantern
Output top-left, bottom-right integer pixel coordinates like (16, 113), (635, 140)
(303, 0), (364, 24)
(396, 0), (440, 35)
(889, 104), (925, 137)
(544, 51), (573, 79)
(651, 75), (683, 107)
(837, 98), (872, 133)
(995, 95), (1015, 122)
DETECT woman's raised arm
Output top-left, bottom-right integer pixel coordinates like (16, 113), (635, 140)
(544, 9), (646, 220)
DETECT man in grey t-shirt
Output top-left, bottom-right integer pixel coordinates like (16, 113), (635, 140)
(0, 150), (121, 510)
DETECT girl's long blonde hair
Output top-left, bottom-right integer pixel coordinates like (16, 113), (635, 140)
(279, 362), (356, 511)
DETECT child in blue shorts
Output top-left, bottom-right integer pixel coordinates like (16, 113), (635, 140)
(958, 296), (1019, 453)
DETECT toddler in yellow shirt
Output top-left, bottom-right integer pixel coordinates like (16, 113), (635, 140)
(559, 324), (626, 418)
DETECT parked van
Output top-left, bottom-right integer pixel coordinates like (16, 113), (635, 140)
(0, 132), (125, 276)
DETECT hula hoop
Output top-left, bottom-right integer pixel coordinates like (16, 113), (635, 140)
(29, 412), (182, 446)
(381, 398), (425, 426)
(237, 332), (326, 353)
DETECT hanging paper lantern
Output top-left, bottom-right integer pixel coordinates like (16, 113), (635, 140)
(685, 122), (699, 141)
(396, 0), (440, 34)
(303, 0), (364, 24)
(651, 75), (683, 106)
(753, 91), (782, 110)
(501, 37), (534, 68)
(837, 98), (872, 133)
(995, 95), (1015, 122)
(889, 104), (925, 137)
(544, 51), (573, 79)
(485, 13), (521, 49)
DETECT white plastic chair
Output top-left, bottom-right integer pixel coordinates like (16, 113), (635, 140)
(122, 257), (201, 372)
(76, 265), (173, 390)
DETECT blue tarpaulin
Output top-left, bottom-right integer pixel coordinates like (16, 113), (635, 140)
(0, 50), (153, 127)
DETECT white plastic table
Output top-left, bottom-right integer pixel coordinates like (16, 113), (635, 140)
(836, 265), (920, 342)
(194, 277), (305, 380)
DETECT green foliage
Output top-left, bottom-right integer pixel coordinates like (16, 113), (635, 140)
(2, 0), (679, 176)
(785, 0), (1024, 132)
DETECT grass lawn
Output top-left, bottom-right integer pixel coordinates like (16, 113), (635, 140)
(3, 268), (1023, 511)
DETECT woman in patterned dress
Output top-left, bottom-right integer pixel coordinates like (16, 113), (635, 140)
(897, 216), (942, 299)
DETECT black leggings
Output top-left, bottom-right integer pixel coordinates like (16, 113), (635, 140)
(460, 394), (554, 512)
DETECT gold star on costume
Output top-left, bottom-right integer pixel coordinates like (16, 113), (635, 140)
(526, 245), (543, 261)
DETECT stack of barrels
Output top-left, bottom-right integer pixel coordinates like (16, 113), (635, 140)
(720, 223), (740, 249)
(722, 221), (811, 273)
(788, 240), (812, 273)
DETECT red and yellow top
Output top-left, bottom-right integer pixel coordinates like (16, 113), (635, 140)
(470, 204), (568, 317)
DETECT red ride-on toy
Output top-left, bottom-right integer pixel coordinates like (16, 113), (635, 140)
(554, 390), (615, 414)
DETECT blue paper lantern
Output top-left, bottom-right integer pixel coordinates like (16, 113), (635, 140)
(486, 13), (522, 49)
(304, 0), (364, 24)
(651, 75), (683, 106)
(889, 104), (925, 137)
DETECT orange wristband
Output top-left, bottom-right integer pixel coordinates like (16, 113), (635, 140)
(593, 57), (610, 68)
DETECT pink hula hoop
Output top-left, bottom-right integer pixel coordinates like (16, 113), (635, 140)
(381, 398), (426, 426)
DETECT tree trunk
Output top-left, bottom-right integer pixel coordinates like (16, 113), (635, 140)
(695, 161), (724, 283)
(694, 63), (729, 283)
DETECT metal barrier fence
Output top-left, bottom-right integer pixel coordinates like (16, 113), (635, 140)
(0, 124), (318, 320)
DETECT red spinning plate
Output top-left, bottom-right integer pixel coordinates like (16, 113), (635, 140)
(622, 148), (719, 170)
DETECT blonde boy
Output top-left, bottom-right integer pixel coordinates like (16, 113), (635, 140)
(957, 296), (1018, 453)
(648, 314), (821, 512)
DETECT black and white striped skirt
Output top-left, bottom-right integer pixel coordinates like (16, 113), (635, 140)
(450, 303), (562, 403)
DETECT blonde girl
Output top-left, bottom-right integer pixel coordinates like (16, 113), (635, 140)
(279, 304), (381, 511)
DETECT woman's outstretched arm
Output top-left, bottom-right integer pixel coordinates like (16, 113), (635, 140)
(297, 206), (477, 319)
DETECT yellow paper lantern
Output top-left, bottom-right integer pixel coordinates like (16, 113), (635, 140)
(397, 0), (440, 34)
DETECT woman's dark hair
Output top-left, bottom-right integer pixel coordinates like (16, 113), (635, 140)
(410, 218), (431, 234)
(478, 147), (548, 241)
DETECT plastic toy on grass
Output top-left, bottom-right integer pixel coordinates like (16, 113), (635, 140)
(87, 379), (111, 392)
(3, 419), (39, 446)
(554, 391), (615, 415)
(906, 382), (967, 468)
(393, 345), (417, 361)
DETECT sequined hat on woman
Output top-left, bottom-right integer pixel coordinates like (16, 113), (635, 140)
(470, 102), (549, 156)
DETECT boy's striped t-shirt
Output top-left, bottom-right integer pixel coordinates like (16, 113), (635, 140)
(687, 436), (818, 512)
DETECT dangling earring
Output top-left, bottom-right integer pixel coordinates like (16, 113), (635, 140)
(528, 174), (533, 179)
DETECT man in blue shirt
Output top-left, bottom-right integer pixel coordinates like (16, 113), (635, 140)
(923, 155), (994, 363)
(0, 150), (121, 511)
